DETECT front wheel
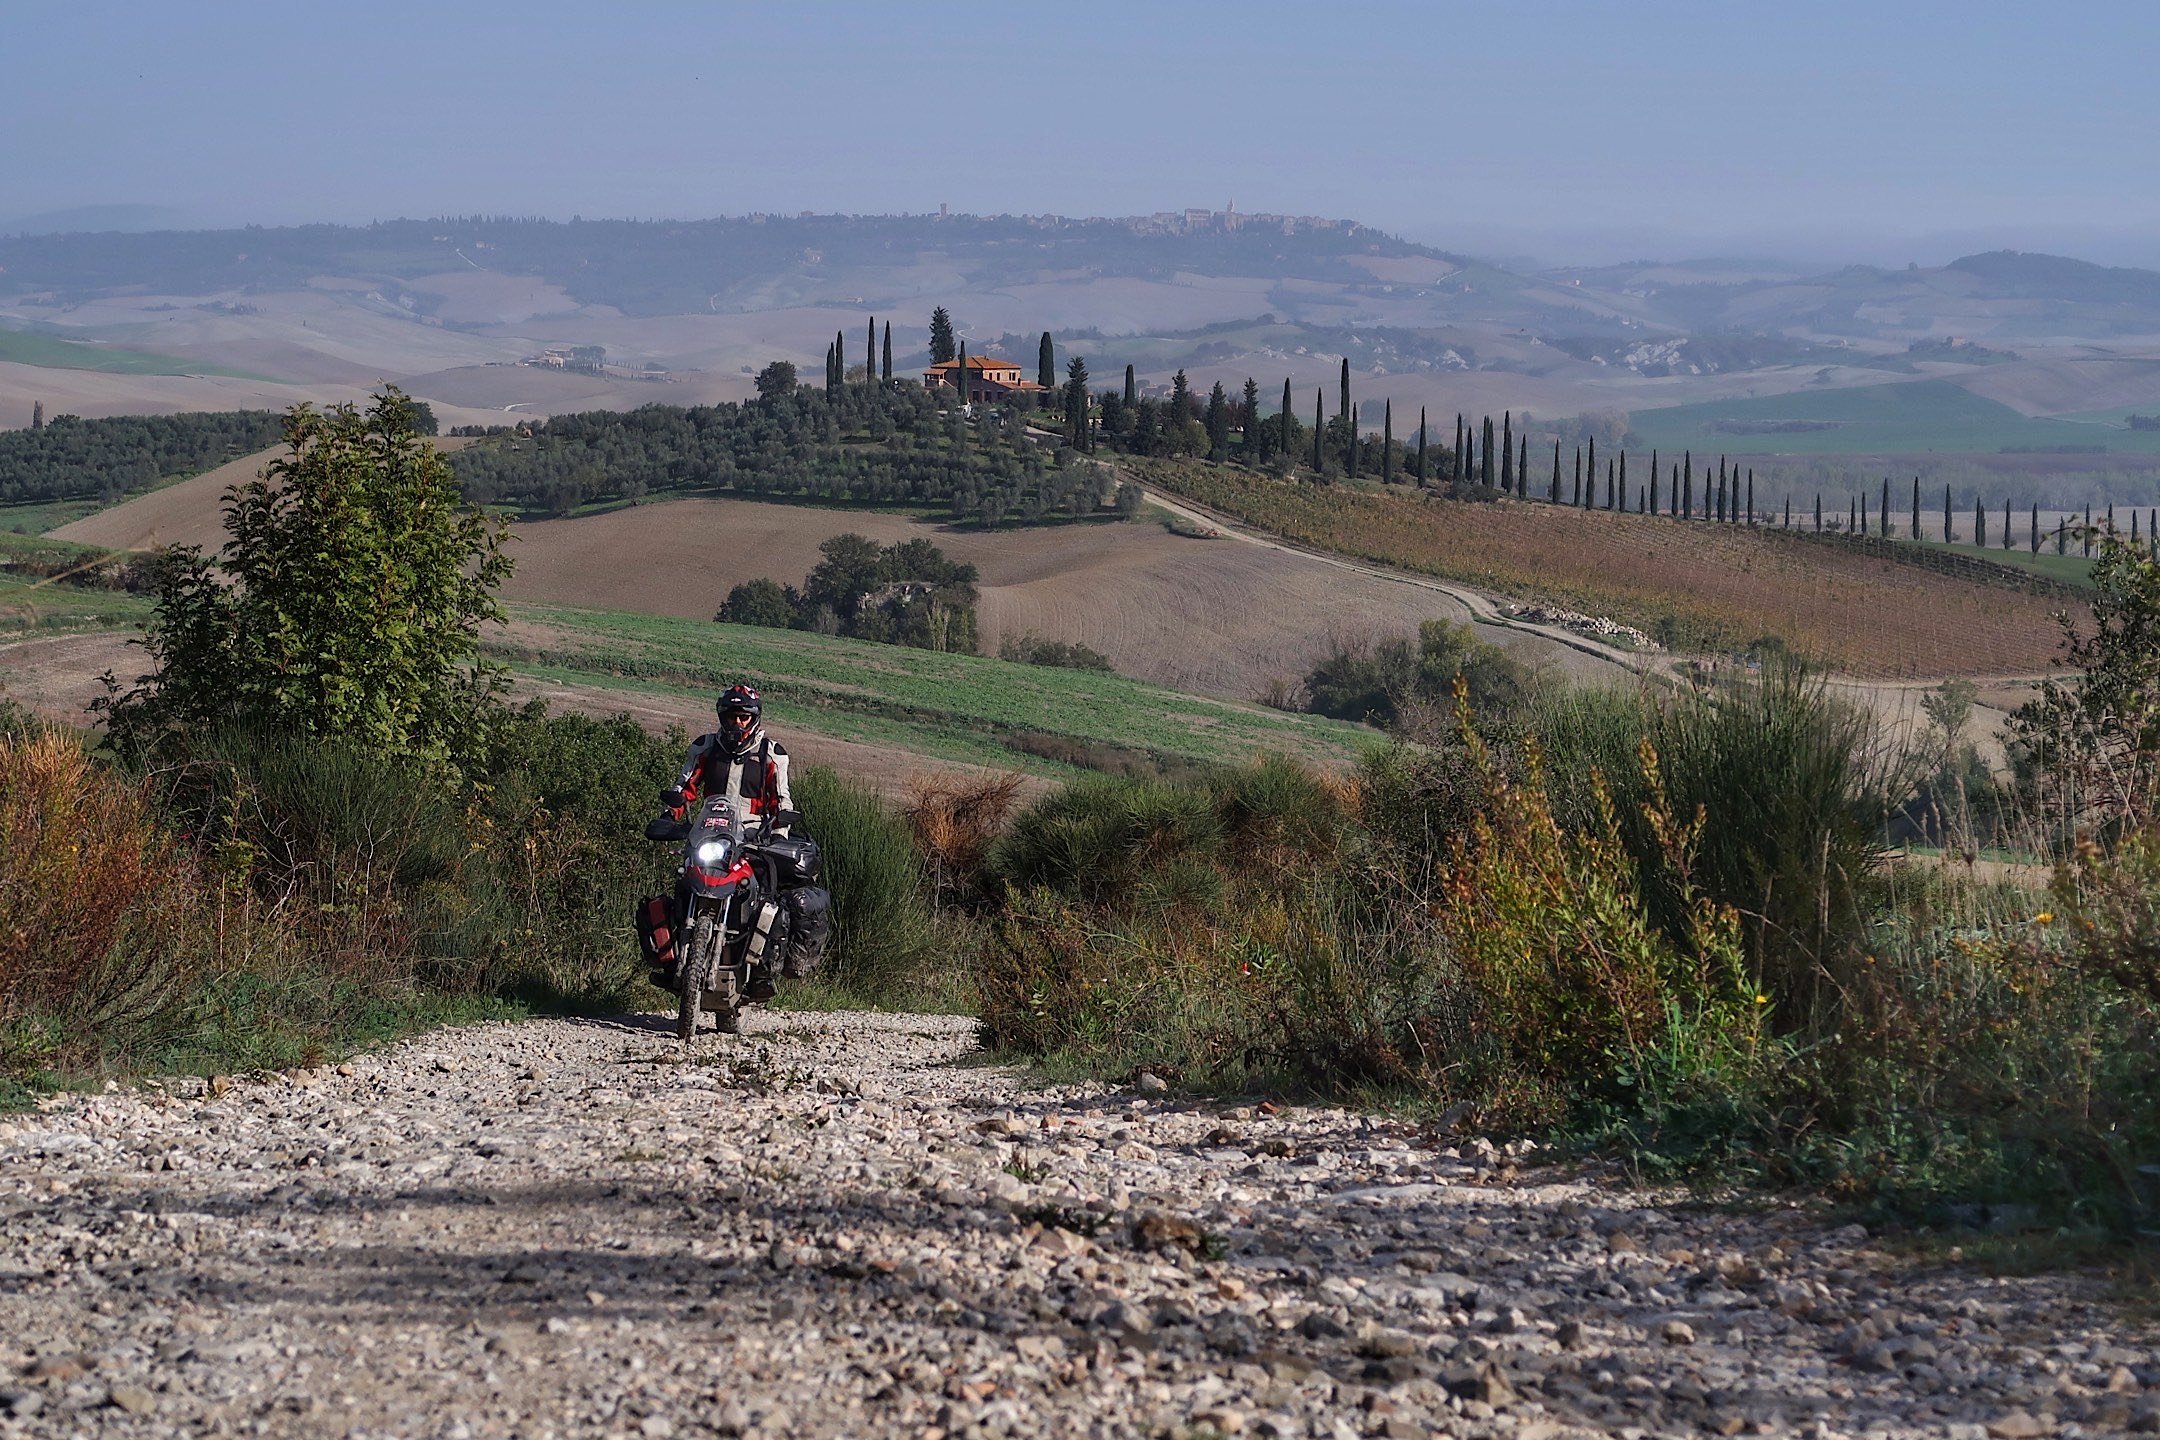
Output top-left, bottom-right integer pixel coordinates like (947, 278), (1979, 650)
(676, 920), (708, 1042)
(700, 915), (741, 1035)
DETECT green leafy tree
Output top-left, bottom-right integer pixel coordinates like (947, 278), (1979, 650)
(101, 390), (512, 764)
(2013, 534), (2160, 832)
(754, 360), (797, 399)
(929, 308), (956, 365)
(716, 577), (796, 628)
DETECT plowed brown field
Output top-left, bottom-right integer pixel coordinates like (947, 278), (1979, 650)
(498, 498), (1612, 699)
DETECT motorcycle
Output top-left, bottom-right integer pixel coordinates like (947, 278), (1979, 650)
(643, 789), (822, 1041)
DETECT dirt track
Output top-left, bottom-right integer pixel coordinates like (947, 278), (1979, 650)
(3, 1010), (2151, 1439)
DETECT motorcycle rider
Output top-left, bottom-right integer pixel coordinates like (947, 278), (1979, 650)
(650, 683), (821, 999)
(669, 683), (795, 835)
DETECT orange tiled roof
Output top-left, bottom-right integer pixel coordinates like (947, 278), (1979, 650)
(926, 355), (1022, 372)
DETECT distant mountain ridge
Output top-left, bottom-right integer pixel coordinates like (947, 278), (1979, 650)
(0, 211), (1457, 318)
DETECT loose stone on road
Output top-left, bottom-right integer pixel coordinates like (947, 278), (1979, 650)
(1, 1010), (2153, 1438)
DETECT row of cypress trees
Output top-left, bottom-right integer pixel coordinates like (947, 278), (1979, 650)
(825, 318), (899, 391)
(836, 327), (2160, 561)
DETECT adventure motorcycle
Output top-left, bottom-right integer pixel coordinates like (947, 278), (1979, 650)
(640, 789), (826, 1040)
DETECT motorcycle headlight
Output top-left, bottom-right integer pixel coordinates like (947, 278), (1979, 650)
(694, 838), (734, 868)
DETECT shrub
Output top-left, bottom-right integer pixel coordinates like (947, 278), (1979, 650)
(998, 633), (1114, 672)
(1436, 723), (1766, 1121)
(1536, 665), (1894, 1021)
(906, 772), (1025, 901)
(1305, 620), (1534, 731)
(793, 767), (939, 1002)
(0, 733), (207, 1060)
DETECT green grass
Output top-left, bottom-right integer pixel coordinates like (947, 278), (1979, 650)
(0, 326), (273, 380)
(1627, 380), (2160, 457)
(0, 534), (153, 633)
(0, 498), (104, 536)
(498, 605), (1374, 774)
(1908, 537), (2097, 587)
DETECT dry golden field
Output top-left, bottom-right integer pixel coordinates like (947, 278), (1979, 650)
(1136, 461), (2078, 679)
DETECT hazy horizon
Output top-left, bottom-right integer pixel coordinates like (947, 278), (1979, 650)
(10, 1), (2159, 271)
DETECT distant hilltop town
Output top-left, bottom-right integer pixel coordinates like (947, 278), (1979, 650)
(738, 204), (1365, 237)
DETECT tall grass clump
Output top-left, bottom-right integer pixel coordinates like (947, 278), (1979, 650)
(791, 766), (942, 1005)
(1535, 664), (1895, 1022)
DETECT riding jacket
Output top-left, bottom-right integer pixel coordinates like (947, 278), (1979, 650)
(674, 733), (794, 833)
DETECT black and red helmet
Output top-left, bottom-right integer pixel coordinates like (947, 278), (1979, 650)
(716, 684), (763, 754)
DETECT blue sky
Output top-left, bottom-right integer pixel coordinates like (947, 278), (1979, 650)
(9, 0), (2157, 264)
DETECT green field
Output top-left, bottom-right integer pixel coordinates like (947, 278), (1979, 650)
(0, 533), (152, 634)
(1627, 380), (2160, 456)
(0, 326), (272, 380)
(497, 606), (1374, 775)
(0, 498), (104, 535)
(1908, 537), (2097, 587)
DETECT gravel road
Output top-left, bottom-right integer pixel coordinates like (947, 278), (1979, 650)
(2, 1010), (2152, 1439)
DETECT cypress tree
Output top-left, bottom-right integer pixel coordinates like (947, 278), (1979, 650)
(1860, 491), (1868, 536)
(2057, 519), (2067, 556)
(1850, 498), (1857, 534)
(1313, 389), (1324, 472)
(1783, 494), (1791, 528)
(1418, 407), (1429, 484)
(1340, 359), (1354, 476)
(882, 322), (893, 382)
(1605, 458), (1615, 510)
(1038, 332), (1055, 391)
(836, 329), (845, 385)
(2084, 504), (2094, 557)
(1572, 446), (1582, 507)
(1382, 400), (1394, 482)
(1648, 455), (1660, 516)
(2003, 498), (2012, 551)
(1912, 476), (1922, 540)
(825, 341), (836, 392)
(1520, 435), (1528, 498)
(1976, 497), (1987, 547)
(1586, 438), (1596, 507)
(1481, 417), (1494, 489)
(1683, 452), (1693, 519)
(1879, 477), (1890, 537)
(1550, 440), (1561, 503)
(1241, 376), (1260, 463)
(1125, 364), (1137, 407)
(1500, 411), (1513, 492)
(1282, 378), (1294, 460)
(1619, 451), (1628, 512)
(1941, 482), (1951, 544)
(1717, 458), (1727, 522)
(929, 307), (956, 364)
(2031, 502), (2040, 554)
(1815, 494), (1823, 532)
(1454, 415), (1464, 483)
(866, 317), (876, 383)
(30, 401), (42, 430)
(1747, 469), (1756, 525)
